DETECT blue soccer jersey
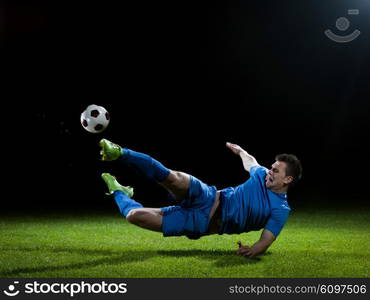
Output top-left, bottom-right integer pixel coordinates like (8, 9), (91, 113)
(220, 165), (290, 237)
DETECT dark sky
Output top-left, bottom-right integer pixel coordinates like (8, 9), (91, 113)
(2, 1), (370, 210)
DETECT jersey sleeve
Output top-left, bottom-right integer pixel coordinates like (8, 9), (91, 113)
(250, 165), (267, 178)
(264, 208), (290, 237)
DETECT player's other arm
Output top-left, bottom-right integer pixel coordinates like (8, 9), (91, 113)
(236, 229), (276, 258)
(226, 142), (259, 172)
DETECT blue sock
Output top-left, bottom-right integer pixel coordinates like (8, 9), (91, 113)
(119, 149), (170, 182)
(113, 191), (143, 217)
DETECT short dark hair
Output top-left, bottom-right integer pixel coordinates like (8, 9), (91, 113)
(275, 154), (302, 186)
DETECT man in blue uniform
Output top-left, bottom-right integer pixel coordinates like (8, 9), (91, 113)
(99, 139), (302, 258)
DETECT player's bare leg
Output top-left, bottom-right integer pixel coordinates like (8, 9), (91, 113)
(126, 208), (163, 232)
(159, 170), (190, 201)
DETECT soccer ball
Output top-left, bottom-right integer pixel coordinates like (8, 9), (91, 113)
(80, 104), (110, 133)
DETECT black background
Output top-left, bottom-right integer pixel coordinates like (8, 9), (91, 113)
(2, 0), (370, 212)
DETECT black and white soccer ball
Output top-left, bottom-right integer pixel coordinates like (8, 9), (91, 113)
(80, 104), (110, 133)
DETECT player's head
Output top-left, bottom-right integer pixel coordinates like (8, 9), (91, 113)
(265, 154), (302, 192)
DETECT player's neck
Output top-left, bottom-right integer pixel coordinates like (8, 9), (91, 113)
(269, 186), (288, 194)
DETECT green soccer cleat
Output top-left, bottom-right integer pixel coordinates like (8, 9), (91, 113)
(101, 173), (134, 197)
(99, 138), (123, 161)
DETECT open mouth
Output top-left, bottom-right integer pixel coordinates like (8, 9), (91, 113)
(266, 175), (273, 183)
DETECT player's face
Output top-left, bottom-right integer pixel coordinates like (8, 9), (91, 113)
(265, 161), (293, 192)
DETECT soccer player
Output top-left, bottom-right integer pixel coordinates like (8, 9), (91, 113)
(99, 139), (302, 258)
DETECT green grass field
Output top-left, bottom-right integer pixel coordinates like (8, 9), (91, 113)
(0, 206), (369, 278)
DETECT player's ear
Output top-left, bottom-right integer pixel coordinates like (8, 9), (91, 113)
(284, 176), (293, 185)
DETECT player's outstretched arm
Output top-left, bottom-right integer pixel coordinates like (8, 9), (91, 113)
(236, 229), (276, 258)
(226, 142), (259, 172)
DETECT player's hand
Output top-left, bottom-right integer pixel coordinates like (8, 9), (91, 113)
(226, 142), (243, 155)
(236, 241), (255, 257)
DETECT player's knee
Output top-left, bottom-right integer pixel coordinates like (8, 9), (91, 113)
(168, 171), (189, 186)
(126, 209), (145, 224)
(167, 170), (179, 184)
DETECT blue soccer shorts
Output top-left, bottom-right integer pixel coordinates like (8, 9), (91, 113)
(160, 175), (217, 240)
